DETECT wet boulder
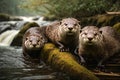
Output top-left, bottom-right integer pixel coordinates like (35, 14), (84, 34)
(0, 24), (13, 34)
(14, 21), (28, 30)
(0, 13), (10, 21)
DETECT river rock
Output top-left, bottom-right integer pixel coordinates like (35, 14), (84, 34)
(0, 13), (10, 21)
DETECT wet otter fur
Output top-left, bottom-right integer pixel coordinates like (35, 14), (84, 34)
(45, 18), (81, 53)
(99, 26), (120, 64)
(78, 26), (120, 68)
(22, 27), (47, 59)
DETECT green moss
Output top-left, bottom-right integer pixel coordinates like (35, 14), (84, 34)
(41, 43), (56, 63)
(41, 43), (99, 80)
(113, 22), (120, 34)
(0, 13), (10, 21)
(96, 15), (107, 26)
(19, 22), (39, 34)
(10, 22), (39, 46)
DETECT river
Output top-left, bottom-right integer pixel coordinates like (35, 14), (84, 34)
(0, 43), (70, 80)
(0, 17), (70, 80)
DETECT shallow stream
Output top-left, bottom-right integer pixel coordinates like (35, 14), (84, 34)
(0, 46), (70, 80)
(0, 17), (72, 80)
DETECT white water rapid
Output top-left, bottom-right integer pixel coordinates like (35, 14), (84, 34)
(0, 30), (19, 46)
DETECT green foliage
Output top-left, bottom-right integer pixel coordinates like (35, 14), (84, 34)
(20, 0), (119, 19)
(109, 0), (120, 11)
(81, 14), (120, 27)
(0, 0), (34, 16)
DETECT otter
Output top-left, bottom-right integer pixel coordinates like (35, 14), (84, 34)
(99, 26), (120, 42)
(99, 26), (120, 64)
(45, 18), (81, 53)
(78, 26), (120, 68)
(22, 27), (47, 59)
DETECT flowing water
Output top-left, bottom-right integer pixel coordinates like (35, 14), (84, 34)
(0, 19), (70, 80)
(0, 30), (19, 46)
(0, 46), (70, 80)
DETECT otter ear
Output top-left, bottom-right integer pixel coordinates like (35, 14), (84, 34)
(80, 29), (82, 33)
(60, 21), (62, 25)
(77, 20), (80, 24)
(26, 37), (28, 40)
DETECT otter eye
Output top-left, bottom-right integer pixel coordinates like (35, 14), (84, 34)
(94, 33), (97, 36)
(37, 40), (40, 43)
(64, 23), (67, 26)
(29, 40), (32, 42)
(80, 29), (82, 33)
(26, 37), (28, 40)
(84, 33), (87, 35)
(74, 24), (77, 26)
(41, 37), (43, 40)
(60, 21), (62, 24)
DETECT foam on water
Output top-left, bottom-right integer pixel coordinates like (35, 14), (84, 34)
(0, 30), (19, 46)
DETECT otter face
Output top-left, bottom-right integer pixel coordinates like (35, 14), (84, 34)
(80, 26), (103, 46)
(24, 35), (45, 50)
(59, 18), (80, 35)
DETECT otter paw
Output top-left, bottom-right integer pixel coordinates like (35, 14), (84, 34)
(79, 58), (86, 65)
(59, 47), (69, 52)
(96, 64), (107, 72)
(80, 60), (86, 66)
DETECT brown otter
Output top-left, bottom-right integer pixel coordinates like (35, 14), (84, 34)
(45, 18), (81, 53)
(22, 27), (47, 59)
(99, 26), (120, 42)
(78, 26), (120, 67)
(99, 26), (120, 64)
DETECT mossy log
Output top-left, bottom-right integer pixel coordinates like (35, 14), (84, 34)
(0, 13), (10, 21)
(40, 43), (99, 80)
(113, 22), (120, 34)
(107, 12), (120, 15)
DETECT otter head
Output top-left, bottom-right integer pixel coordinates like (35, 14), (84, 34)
(24, 34), (46, 50)
(59, 18), (81, 36)
(79, 26), (103, 46)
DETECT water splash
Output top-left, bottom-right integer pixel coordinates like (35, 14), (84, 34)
(0, 30), (19, 46)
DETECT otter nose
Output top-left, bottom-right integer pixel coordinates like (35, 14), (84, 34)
(68, 28), (73, 31)
(33, 44), (36, 47)
(88, 38), (93, 41)
(32, 41), (37, 47)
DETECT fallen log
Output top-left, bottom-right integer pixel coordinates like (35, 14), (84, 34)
(106, 12), (120, 15)
(94, 72), (120, 80)
(40, 43), (99, 80)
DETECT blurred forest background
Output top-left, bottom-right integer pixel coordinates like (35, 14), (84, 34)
(0, 0), (32, 16)
(0, 0), (120, 19)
